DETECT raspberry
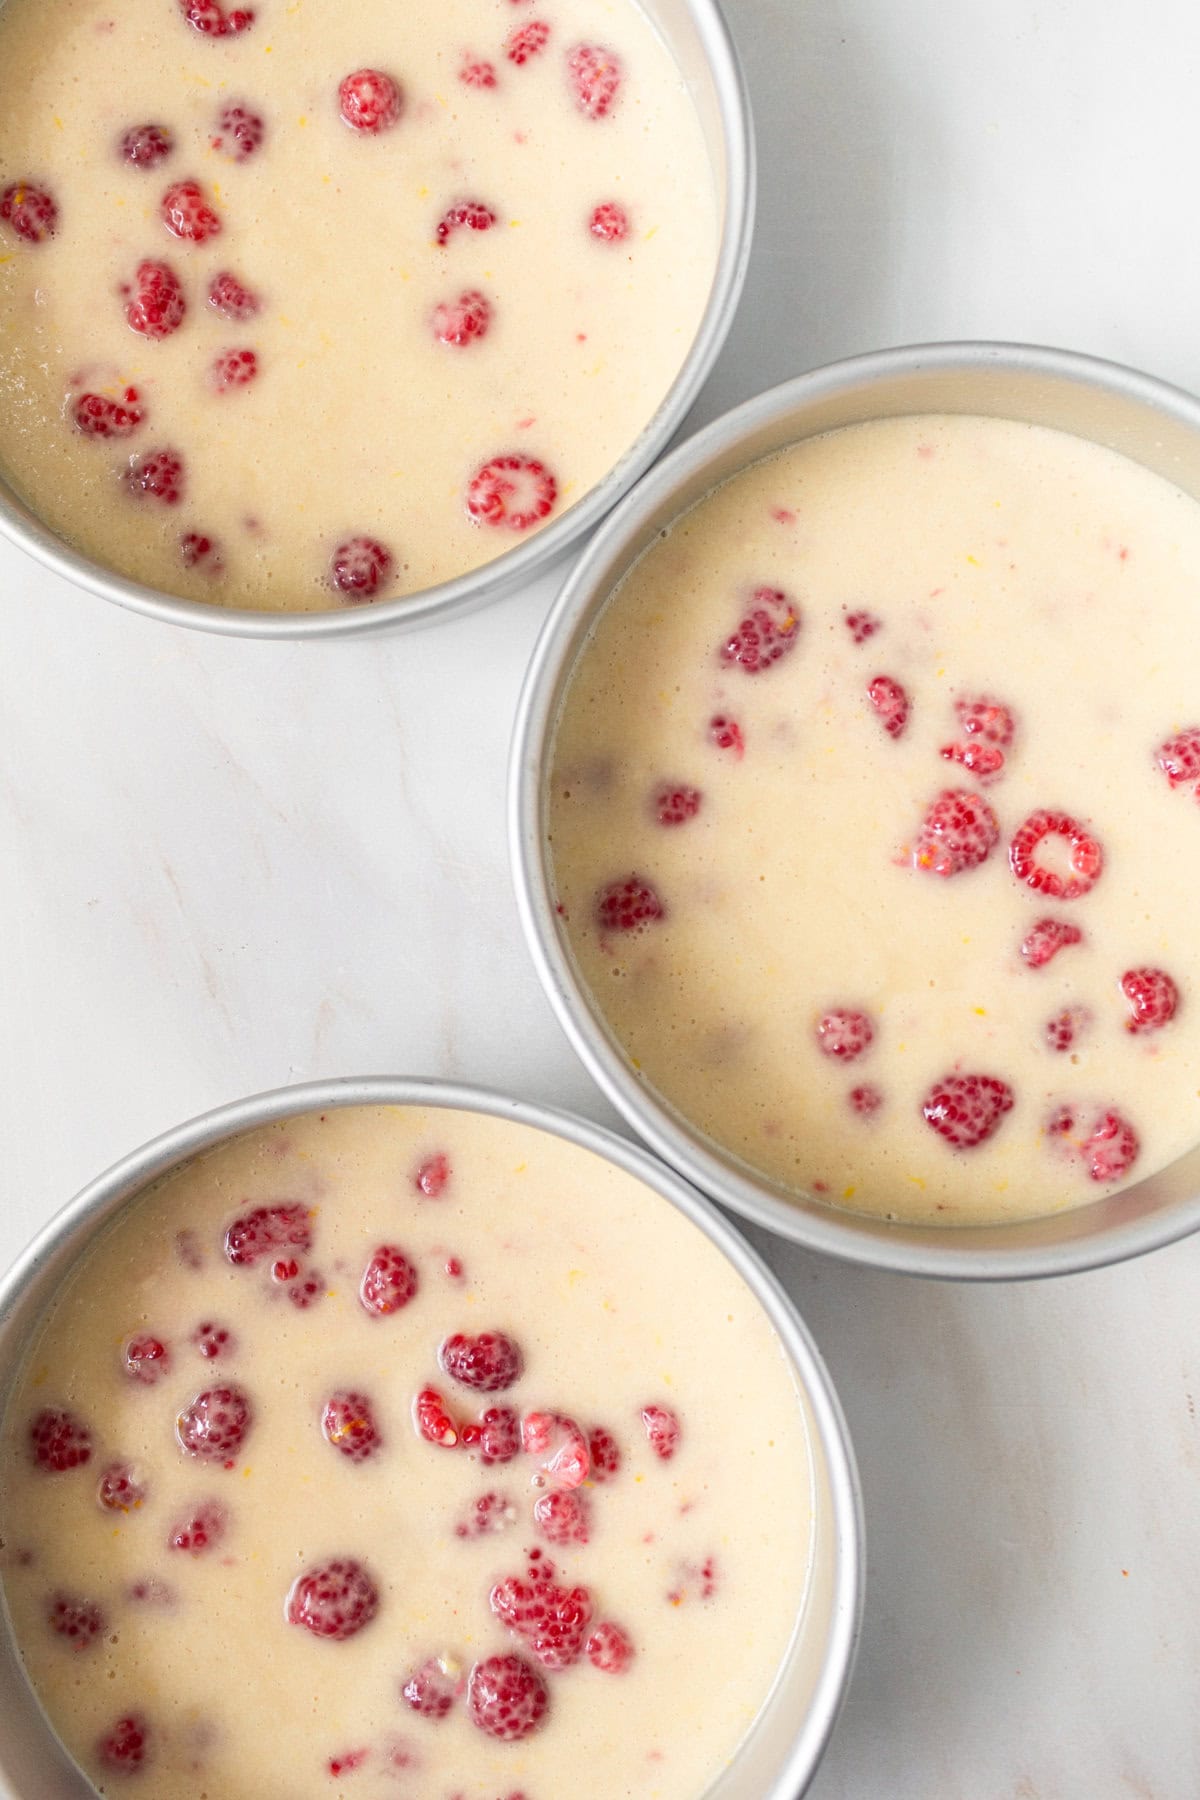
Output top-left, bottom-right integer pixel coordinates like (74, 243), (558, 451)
(125, 448), (185, 506)
(1020, 918), (1083, 969)
(49, 1594), (106, 1650)
(339, 70), (403, 134)
(459, 56), (498, 88)
(587, 1426), (620, 1481)
(954, 694), (1014, 746)
(533, 1489), (590, 1545)
(845, 608), (880, 644)
(719, 585), (800, 673)
(709, 714), (744, 757)
(1046, 1104), (1077, 1139)
(432, 288), (491, 346)
(466, 1653), (549, 1741)
(224, 1202), (311, 1266)
(402, 1655), (461, 1717)
(124, 259), (186, 339)
(435, 200), (497, 247)
(1156, 726), (1200, 791)
(654, 784), (701, 826)
(465, 454), (556, 530)
(940, 739), (1005, 781)
(0, 181), (57, 243)
(211, 347), (258, 392)
(98, 1715), (149, 1774)
(667, 1554), (719, 1603)
(179, 0), (255, 34)
(168, 1500), (227, 1554)
(589, 201), (629, 242)
(191, 1320), (234, 1359)
(175, 1385), (252, 1465)
(521, 1412), (589, 1487)
(1083, 1109), (1140, 1183)
(120, 124), (173, 169)
(208, 270), (261, 320)
(1009, 811), (1103, 900)
(507, 20), (551, 64)
(1044, 1006), (1089, 1052)
(123, 1334), (169, 1384)
(180, 532), (225, 576)
(30, 1408), (91, 1473)
(328, 1750), (370, 1777)
(911, 788), (1000, 877)
(491, 1555), (593, 1668)
(162, 179), (221, 243)
(566, 43), (623, 118)
(586, 1621), (633, 1673)
(849, 1083), (883, 1116)
(211, 102), (265, 161)
(73, 387), (145, 438)
(415, 1152), (451, 1197)
(360, 1245), (419, 1316)
(475, 1404), (521, 1464)
(440, 1331), (523, 1392)
(595, 875), (665, 934)
(322, 1390), (382, 1462)
(414, 1387), (459, 1447)
(641, 1403), (681, 1460)
(97, 1462), (147, 1512)
(921, 1073), (1014, 1149)
(867, 674), (910, 739)
(455, 1491), (516, 1538)
(1118, 966), (1179, 1034)
(286, 1559), (380, 1641)
(329, 535), (394, 600)
(284, 1266), (325, 1310)
(815, 1008), (874, 1063)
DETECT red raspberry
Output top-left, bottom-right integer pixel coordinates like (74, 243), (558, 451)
(432, 288), (492, 346)
(328, 1750), (370, 1777)
(125, 448), (185, 506)
(533, 1489), (590, 1545)
(436, 200), (497, 247)
(911, 788), (1000, 877)
(459, 56), (498, 88)
(180, 532), (225, 576)
(1046, 1103), (1077, 1139)
(654, 783), (701, 826)
(491, 1556), (593, 1668)
(179, 0), (255, 34)
(1009, 811), (1103, 900)
(208, 270), (261, 320)
(465, 454), (556, 530)
(1020, 918), (1083, 968)
(921, 1073), (1015, 1149)
(123, 1334), (170, 1385)
(815, 1008), (874, 1063)
(224, 1202), (311, 1266)
(1044, 1006), (1089, 1053)
(98, 1715), (150, 1774)
(1119, 967), (1179, 1034)
(175, 1385), (252, 1465)
(97, 1462), (147, 1512)
(521, 1412), (589, 1487)
(587, 1426), (620, 1481)
(402, 1656), (461, 1716)
(168, 1500), (227, 1554)
(360, 1245), (419, 1316)
(330, 535), (394, 600)
(667, 1554), (720, 1603)
(1156, 726), (1200, 792)
(845, 608), (881, 644)
(30, 1408), (91, 1473)
(849, 1083), (883, 1116)
(440, 1331), (523, 1392)
(414, 1387), (459, 1447)
(73, 387), (145, 438)
(719, 586), (801, 673)
(211, 347), (258, 392)
(120, 124), (173, 169)
(566, 43), (623, 118)
(124, 258), (186, 339)
(339, 69), (403, 134)
(867, 673), (910, 738)
(162, 179), (221, 243)
(507, 20), (551, 64)
(284, 1266), (325, 1310)
(466, 1653), (549, 1741)
(1083, 1109), (1140, 1183)
(1, 181), (58, 243)
(641, 1403), (681, 1460)
(211, 102), (265, 161)
(476, 1404), (521, 1464)
(589, 201), (629, 242)
(286, 1559), (380, 1641)
(954, 694), (1014, 746)
(322, 1390), (382, 1463)
(594, 875), (665, 934)
(709, 714), (744, 757)
(586, 1621), (634, 1673)
(455, 1490), (516, 1538)
(940, 739), (1005, 781)
(191, 1320), (234, 1359)
(415, 1152), (451, 1197)
(49, 1594), (106, 1650)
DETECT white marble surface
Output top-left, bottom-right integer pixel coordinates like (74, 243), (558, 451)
(2, 0), (1199, 1793)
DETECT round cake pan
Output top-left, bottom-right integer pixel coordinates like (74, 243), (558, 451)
(509, 340), (1200, 1280)
(0, 1076), (862, 1800)
(0, 0), (753, 640)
